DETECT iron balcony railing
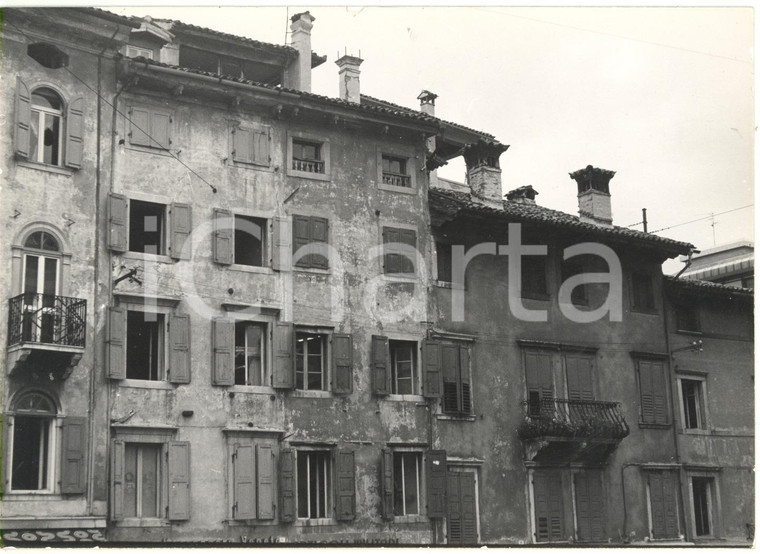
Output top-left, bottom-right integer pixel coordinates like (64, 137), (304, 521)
(518, 398), (629, 441)
(382, 172), (411, 188)
(292, 158), (325, 174)
(8, 293), (87, 348)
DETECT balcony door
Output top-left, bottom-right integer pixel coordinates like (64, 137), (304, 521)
(21, 231), (60, 343)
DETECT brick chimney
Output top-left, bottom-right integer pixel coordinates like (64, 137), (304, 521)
(569, 165), (615, 226)
(506, 185), (538, 205)
(285, 12), (315, 92)
(464, 140), (509, 205)
(335, 54), (363, 103)
(417, 90), (437, 116)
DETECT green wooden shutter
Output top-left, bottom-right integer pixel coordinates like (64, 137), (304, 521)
(271, 216), (291, 271)
(65, 95), (84, 169)
(460, 472), (478, 543)
(168, 313), (191, 384)
(168, 441), (191, 520)
(233, 442), (256, 520)
(106, 306), (126, 379)
(310, 217), (329, 269)
(441, 344), (459, 413)
(533, 471), (564, 542)
(232, 126), (252, 163)
(213, 208), (233, 265)
(459, 346), (472, 414)
(272, 322), (294, 389)
(252, 128), (270, 165)
(279, 448), (296, 522)
(447, 472), (462, 543)
(423, 340), (442, 398)
(111, 440), (125, 520)
(151, 111), (171, 150)
(129, 107), (151, 147)
(336, 450), (356, 521)
(566, 355), (594, 401)
(380, 448), (394, 520)
(107, 193), (128, 252)
(15, 78), (31, 158)
(400, 229), (417, 274)
(426, 450), (447, 518)
(170, 203), (192, 260)
(332, 333), (353, 394)
(574, 471), (605, 542)
(256, 444), (275, 520)
(371, 335), (390, 396)
(212, 318), (234, 386)
(60, 417), (87, 494)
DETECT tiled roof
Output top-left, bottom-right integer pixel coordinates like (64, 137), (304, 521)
(665, 276), (753, 297)
(429, 187), (694, 256)
(74, 8), (142, 27)
(159, 19), (299, 56)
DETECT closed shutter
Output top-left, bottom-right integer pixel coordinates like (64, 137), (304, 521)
(168, 441), (191, 520)
(426, 450), (447, 518)
(650, 471), (679, 539)
(525, 351), (554, 415)
(168, 313), (191, 384)
(14, 78), (31, 158)
(213, 208), (233, 265)
(212, 318), (234, 386)
(272, 322), (294, 389)
(151, 111), (171, 150)
(279, 448), (296, 522)
(233, 442), (256, 520)
(383, 227), (401, 274)
(60, 417), (87, 494)
(380, 448), (394, 520)
(574, 471), (605, 542)
(336, 450), (356, 521)
(459, 346), (472, 414)
(252, 128), (270, 165)
(332, 333), (353, 394)
(422, 340), (441, 398)
(107, 193), (128, 252)
(310, 217), (329, 269)
(533, 471), (564, 542)
(106, 306), (126, 379)
(111, 440), (125, 520)
(65, 95), (84, 169)
(661, 471), (679, 538)
(566, 355), (594, 401)
(232, 127), (252, 163)
(256, 444), (275, 520)
(447, 472), (462, 543)
(170, 203), (192, 260)
(271, 216), (291, 271)
(128, 107), (151, 147)
(400, 229), (417, 273)
(460, 472), (478, 543)
(293, 215), (311, 268)
(371, 335), (390, 395)
(441, 344), (459, 413)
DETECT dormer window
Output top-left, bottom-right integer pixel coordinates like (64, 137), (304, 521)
(125, 45), (154, 59)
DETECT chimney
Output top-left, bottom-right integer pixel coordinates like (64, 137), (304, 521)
(464, 140), (510, 205)
(286, 12), (316, 92)
(335, 54), (363, 104)
(417, 90), (437, 116)
(506, 185), (538, 205)
(569, 165), (616, 226)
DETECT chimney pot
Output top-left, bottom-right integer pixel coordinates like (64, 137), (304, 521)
(506, 185), (539, 205)
(286, 11), (316, 92)
(335, 54), (363, 104)
(417, 90), (438, 116)
(569, 165), (615, 226)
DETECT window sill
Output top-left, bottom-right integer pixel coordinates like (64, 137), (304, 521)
(386, 394), (425, 402)
(382, 273), (418, 283)
(16, 160), (74, 176)
(378, 183), (416, 195)
(119, 379), (175, 390)
(225, 519), (278, 526)
(294, 266), (331, 275)
(113, 518), (171, 528)
(631, 308), (659, 315)
(437, 413), (477, 422)
(4, 491), (59, 498)
(434, 280), (465, 290)
(294, 518), (337, 527)
(676, 329), (703, 336)
(393, 514), (429, 524)
(287, 169), (330, 182)
(228, 385), (277, 394)
(521, 292), (551, 302)
(230, 160), (272, 172)
(120, 251), (173, 264)
(126, 143), (173, 157)
(229, 263), (275, 275)
(290, 390), (333, 399)
(680, 428), (711, 435)
(639, 422), (671, 429)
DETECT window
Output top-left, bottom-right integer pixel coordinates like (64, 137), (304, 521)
(30, 88), (63, 166)
(675, 304), (700, 333)
(436, 242), (452, 283)
(27, 43), (69, 69)
(441, 344), (472, 415)
(234, 215), (266, 267)
(108, 195), (190, 259)
(447, 468), (479, 544)
(524, 350), (554, 417)
(287, 133), (330, 180)
(235, 322), (266, 386)
(231, 124), (270, 167)
(129, 199), (165, 255)
(631, 272), (656, 312)
(393, 451), (422, 516)
(292, 139), (324, 174)
(179, 46), (263, 80)
(521, 256), (548, 298)
(390, 340), (417, 395)
(679, 378), (706, 430)
(128, 105), (171, 150)
(647, 470), (680, 539)
(293, 216), (328, 269)
(297, 450), (332, 519)
(295, 332), (327, 391)
(125, 45), (154, 59)
(20, 231), (60, 343)
(126, 311), (165, 380)
(562, 256), (589, 306)
(691, 476), (714, 537)
(382, 155), (410, 188)
(636, 358), (669, 426)
(228, 437), (275, 520)
(382, 226), (417, 275)
(573, 471), (605, 542)
(9, 392), (55, 492)
(123, 443), (161, 518)
(532, 470), (565, 542)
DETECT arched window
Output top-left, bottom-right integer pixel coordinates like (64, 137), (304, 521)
(9, 391), (57, 492)
(20, 230), (62, 343)
(30, 88), (63, 166)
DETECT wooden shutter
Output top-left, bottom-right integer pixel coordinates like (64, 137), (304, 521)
(661, 471), (679, 538)
(426, 449), (447, 518)
(460, 472), (478, 543)
(279, 448), (296, 522)
(256, 444), (275, 520)
(459, 346), (472, 414)
(566, 355), (594, 401)
(372, 335), (390, 395)
(60, 417), (87, 494)
(650, 361), (668, 424)
(423, 340), (442, 398)
(400, 229), (417, 273)
(574, 471), (604, 542)
(232, 127), (252, 163)
(233, 442), (256, 519)
(170, 203), (192, 260)
(383, 227), (401, 274)
(15, 78), (31, 158)
(293, 215), (311, 268)
(332, 333), (353, 394)
(447, 472), (463, 543)
(271, 216), (291, 271)
(168, 313), (191, 384)
(213, 208), (233, 265)
(151, 111), (171, 150)
(310, 217), (329, 269)
(212, 318), (234, 386)
(252, 128), (270, 165)
(106, 306), (126, 379)
(525, 351), (554, 416)
(441, 344), (460, 413)
(336, 450), (356, 521)
(533, 471), (564, 542)
(380, 448), (394, 520)
(639, 360), (667, 425)
(649, 471), (679, 539)
(128, 107), (151, 146)
(168, 441), (190, 520)
(272, 322), (294, 389)
(111, 440), (125, 520)
(65, 95), (84, 169)
(107, 193), (128, 252)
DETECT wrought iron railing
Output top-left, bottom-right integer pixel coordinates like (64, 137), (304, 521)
(292, 158), (325, 174)
(7, 293), (86, 348)
(382, 172), (411, 188)
(518, 398), (629, 441)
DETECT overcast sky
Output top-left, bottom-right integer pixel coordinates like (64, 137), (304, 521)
(104, 5), (753, 271)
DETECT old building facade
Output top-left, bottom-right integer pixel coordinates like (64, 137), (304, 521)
(1, 8), (753, 545)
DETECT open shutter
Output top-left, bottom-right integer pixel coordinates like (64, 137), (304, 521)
(232, 127), (252, 163)
(151, 111), (171, 150)
(271, 216), (292, 271)
(423, 340), (442, 398)
(65, 95), (84, 169)
(380, 448), (394, 520)
(459, 346), (472, 414)
(272, 322), (294, 389)
(310, 217), (329, 269)
(168, 313), (190, 384)
(15, 78), (31, 158)
(108, 193), (128, 252)
(60, 417), (87, 494)
(336, 450), (356, 521)
(525, 350), (554, 416)
(252, 128), (270, 165)
(426, 449), (447, 518)
(106, 306), (126, 379)
(233, 442), (256, 520)
(111, 440), (125, 520)
(533, 471), (564, 541)
(128, 107), (151, 146)
(213, 208), (233, 265)
(400, 229), (417, 273)
(371, 335), (390, 396)
(574, 471), (605, 542)
(257, 444), (275, 520)
(332, 333), (353, 394)
(292, 215), (311, 268)
(651, 361), (668, 425)
(649, 472), (666, 538)
(447, 472), (462, 543)
(170, 203), (192, 260)
(460, 472), (478, 543)
(661, 471), (680, 538)
(168, 441), (190, 520)
(212, 318), (234, 386)
(441, 344), (459, 413)
(279, 448), (296, 522)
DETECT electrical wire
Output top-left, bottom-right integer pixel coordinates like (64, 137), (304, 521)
(648, 204), (753, 234)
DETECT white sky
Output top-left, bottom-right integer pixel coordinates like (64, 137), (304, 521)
(102, 5), (754, 271)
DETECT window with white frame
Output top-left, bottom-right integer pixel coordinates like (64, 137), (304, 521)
(30, 88), (64, 166)
(679, 377), (707, 430)
(9, 392), (56, 492)
(393, 451), (422, 516)
(235, 321), (267, 386)
(390, 340), (417, 395)
(295, 331), (328, 391)
(296, 450), (332, 519)
(126, 310), (166, 381)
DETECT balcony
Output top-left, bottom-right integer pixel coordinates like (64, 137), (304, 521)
(518, 398), (629, 463)
(7, 293), (86, 379)
(382, 172), (411, 188)
(292, 158), (325, 174)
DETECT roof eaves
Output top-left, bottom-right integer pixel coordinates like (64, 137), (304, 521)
(664, 275), (754, 296)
